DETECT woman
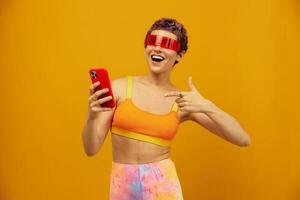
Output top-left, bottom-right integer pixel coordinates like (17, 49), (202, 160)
(82, 18), (251, 200)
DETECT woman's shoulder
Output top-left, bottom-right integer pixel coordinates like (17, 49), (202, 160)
(111, 76), (129, 103)
(111, 76), (128, 85)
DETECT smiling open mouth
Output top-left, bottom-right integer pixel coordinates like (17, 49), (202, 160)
(151, 55), (165, 62)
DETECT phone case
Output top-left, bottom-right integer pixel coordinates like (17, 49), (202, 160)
(89, 68), (116, 108)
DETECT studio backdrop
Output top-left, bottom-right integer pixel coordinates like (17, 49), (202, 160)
(0, 0), (299, 199)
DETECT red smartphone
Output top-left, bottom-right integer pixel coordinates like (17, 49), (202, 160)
(89, 68), (116, 108)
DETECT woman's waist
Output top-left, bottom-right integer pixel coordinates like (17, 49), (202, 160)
(111, 133), (170, 164)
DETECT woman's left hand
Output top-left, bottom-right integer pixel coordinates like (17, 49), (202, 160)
(164, 76), (213, 113)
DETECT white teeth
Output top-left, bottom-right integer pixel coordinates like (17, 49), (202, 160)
(153, 55), (163, 60)
(151, 55), (165, 61)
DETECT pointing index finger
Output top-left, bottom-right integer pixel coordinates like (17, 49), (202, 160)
(164, 91), (181, 97)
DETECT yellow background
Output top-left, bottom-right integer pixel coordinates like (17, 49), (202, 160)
(0, 0), (299, 199)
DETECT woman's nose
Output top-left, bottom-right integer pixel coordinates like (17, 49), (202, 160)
(153, 43), (162, 51)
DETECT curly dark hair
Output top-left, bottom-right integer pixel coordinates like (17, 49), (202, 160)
(144, 17), (188, 65)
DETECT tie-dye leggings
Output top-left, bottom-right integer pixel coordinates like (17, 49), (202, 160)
(109, 158), (184, 200)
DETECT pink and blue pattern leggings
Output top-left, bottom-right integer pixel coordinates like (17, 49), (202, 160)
(109, 158), (184, 200)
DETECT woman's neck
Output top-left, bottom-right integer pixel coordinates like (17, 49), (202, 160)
(140, 74), (175, 90)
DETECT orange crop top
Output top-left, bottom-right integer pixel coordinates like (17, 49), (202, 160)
(110, 76), (180, 147)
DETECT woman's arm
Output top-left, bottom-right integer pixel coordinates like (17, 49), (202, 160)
(82, 78), (123, 156)
(165, 76), (251, 147)
(82, 110), (114, 156)
(188, 101), (251, 146)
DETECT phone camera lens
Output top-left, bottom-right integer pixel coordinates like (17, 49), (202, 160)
(91, 71), (98, 79)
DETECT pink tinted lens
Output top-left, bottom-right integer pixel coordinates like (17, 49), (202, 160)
(146, 34), (157, 45)
(145, 34), (180, 51)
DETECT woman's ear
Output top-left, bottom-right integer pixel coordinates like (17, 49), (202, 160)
(176, 51), (186, 62)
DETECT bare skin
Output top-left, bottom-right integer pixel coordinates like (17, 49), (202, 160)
(111, 75), (188, 164)
(111, 30), (187, 164)
(83, 29), (250, 163)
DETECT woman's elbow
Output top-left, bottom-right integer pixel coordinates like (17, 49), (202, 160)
(84, 149), (99, 157)
(238, 133), (251, 147)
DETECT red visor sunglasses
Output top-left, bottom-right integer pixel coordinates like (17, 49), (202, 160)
(144, 34), (181, 52)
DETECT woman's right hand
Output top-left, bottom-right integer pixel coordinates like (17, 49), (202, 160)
(88, 81), (115, 117)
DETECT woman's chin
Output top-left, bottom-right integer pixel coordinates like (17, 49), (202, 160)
(149, 65), (170, 74)
(149, 66), (161, 73)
